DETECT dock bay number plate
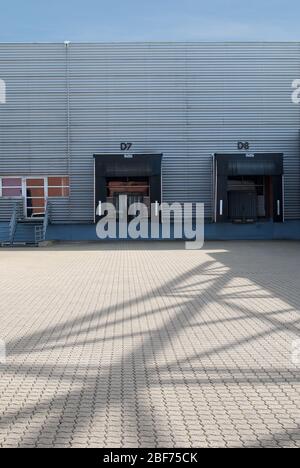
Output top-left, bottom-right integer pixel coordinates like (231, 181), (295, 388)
(237, 141), (250, 150)
(120, 142), (133, 151)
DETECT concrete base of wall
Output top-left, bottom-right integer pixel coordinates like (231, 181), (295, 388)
(46, 220), (300, 242)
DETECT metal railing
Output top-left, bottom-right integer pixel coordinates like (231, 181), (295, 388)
(8, 203), (19, 245)
(35, 200), (51, 244)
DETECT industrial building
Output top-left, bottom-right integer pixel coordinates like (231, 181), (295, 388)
(0, 42), (299, 244)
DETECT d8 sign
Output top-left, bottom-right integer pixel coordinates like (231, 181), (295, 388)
(237, 141), (250, 150)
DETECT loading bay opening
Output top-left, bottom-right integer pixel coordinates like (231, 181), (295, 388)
(94, 154), (162, 223)
(213, 153), (284, 224)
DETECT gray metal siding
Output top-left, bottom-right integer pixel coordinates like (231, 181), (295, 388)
(0, 44), (68, 175)
(0, 198), (24, 220)
(0, 42), (300, 223)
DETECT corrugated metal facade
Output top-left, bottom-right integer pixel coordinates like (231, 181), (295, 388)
(0, 42), (299, 223)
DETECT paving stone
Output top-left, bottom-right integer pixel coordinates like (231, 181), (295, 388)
(0, 241), (299, 448)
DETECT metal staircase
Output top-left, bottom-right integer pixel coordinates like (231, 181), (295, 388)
(0, 200), (51, 247)
(0, 202), (19, 246)
(13, 222), (43, 245)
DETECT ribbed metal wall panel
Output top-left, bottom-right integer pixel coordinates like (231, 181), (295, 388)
(0, 198), (24, 220)
(0, 44), (68, 184)
(0, 42), (300, 223)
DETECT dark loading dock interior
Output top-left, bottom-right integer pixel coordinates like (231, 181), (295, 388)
(213, 153), (284, 223)
(94, 154), (162, 222)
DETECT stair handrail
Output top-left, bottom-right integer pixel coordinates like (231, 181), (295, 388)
(44, 199), (51, 239)
(9, 203), (18, 245)
(34, 201), (51, 245)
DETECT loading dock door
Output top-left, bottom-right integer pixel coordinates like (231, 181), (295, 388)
(94, 154), (163, 223)
(213, 153), (284, 223)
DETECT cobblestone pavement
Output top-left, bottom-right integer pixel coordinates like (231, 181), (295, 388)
(0, 241), (299, 448)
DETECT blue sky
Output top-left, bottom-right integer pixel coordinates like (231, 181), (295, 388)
(0, 0), (299, 42)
